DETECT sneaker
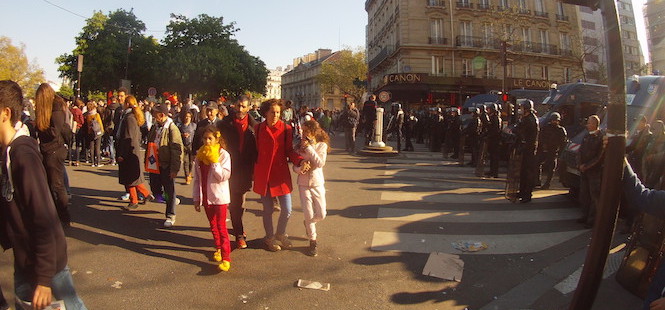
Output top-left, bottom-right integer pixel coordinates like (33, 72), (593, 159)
(154, 194), (166, 203)
(122, 203), (139, 211)
(264, 237), (281, 252)
(213, 249), (222, 262)
(175, 197), (181, 206)
(307, 240), (318, 257)
(119, 193), (130, 201)
(237, 237), (248, 249)
(275, 234), (293, 248)
(164, 216), (176, 228)
(97, 164), (104, 167)
(91, 164), (97, 167)
(219, 260), (231, 272)
(140, 194), (155, 205)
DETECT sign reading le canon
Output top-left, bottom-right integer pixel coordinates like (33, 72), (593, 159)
(508, 78), (551, 90)
(384, 73), (423, 84)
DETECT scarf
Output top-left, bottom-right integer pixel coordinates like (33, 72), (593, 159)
(196, 143), (220, 165)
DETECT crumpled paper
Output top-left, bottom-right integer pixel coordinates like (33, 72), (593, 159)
(452, 241), (488, 252)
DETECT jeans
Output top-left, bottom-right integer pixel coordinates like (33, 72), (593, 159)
(106, 135), (115, 163)
(229, 191), (247, 237)
(260, 193), (292, 238)
(183, 145), (194, 178)
(344, 127), (356, 153)
(88, 137), (101, 166)
(14, 265), (87, 310)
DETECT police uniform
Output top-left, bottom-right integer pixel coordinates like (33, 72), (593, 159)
(485, 105), (502, 177)
(514, 102), (539, 202)
(536, 113), (567, 189)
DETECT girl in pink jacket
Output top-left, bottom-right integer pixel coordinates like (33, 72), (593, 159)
(193, 126), (232, 271)
(293, 120), (329, 256)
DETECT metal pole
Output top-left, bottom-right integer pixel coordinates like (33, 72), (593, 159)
(77, 71), (81, 99)
(568, 0), (626, 308)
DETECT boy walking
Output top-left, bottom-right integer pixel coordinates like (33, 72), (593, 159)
(0, 80), (86, 309)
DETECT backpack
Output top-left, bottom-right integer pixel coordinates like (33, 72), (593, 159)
(90, 116), (102, 137)
(342, 109), (358, 128)
(64, 108), (76, 134)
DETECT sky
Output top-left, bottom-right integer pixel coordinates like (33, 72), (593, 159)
(0, 0), (650, 86)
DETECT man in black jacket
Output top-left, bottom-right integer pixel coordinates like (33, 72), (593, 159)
(217, 95), (258, 249)
(577, 115), (604, 227)
(192, 102), (219, 153)
(0, 80), (86, 309)
(536, 112), (567, 189)
(514, 100), (539, 203)
(484, 104), (502, 178)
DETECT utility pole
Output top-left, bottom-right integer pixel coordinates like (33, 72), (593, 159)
(77, 54), (83, 99)
(559, 0), (627, 309)
(501, 40), (508, 95)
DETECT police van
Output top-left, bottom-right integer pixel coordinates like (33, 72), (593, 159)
(558, 76), (665, 195)
(539, 82), (609, 138)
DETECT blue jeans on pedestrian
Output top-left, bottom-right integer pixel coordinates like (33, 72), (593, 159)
(106, 135), (115, 163)
(260, 193), (292, 238)
(14, 265), (87, 310)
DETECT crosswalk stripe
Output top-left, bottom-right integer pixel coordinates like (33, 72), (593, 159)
(377, 207), (582, 223)
(380, 189), (568, 204)
(383, 179), (504, 190)
(370, 230), (588, 255)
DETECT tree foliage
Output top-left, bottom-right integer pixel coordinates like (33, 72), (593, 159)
(316, 49), (367, 102)
(0, 36), (45, 97)
(57, 11), (267, 100)
(161, 14), (268, 99)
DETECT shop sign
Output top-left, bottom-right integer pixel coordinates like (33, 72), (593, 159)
(508, 78), (551, 90)
(383, 73), (424, 84)
(378, 91), (391, 103)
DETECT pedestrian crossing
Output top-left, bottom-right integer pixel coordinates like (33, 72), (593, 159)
(369, 148), (586, 256)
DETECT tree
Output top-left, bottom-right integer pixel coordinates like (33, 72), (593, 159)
(570, 29), (606, 82)
(160, 14), (268, 99)
(0, 36), (45, 97)
(57, 84), (74, 99)
(56, 9), (160, 96)
(316, 48), (367, 102)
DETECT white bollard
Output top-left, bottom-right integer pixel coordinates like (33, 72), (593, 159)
(370, 107), (386, 148)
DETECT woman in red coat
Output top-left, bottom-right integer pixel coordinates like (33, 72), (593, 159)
(253, 99), (307, 251)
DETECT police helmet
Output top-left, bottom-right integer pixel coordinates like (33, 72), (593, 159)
(520, 99), (534, 111)
(549, 112), (561, 122)
(451, 107), (460, 114)
(468, 107), (479, 114)
(477, 105), (487, 113)
(486, 103), (497, 112)
(392, 102), (402, 110)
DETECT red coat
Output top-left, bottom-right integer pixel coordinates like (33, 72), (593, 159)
(253, 120), (303, 197)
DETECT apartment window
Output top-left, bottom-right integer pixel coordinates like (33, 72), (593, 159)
(541, 65), (549, 80)
(462, 59), (473, 76)
(535, 0), (545, 12)
(432, 56), (445, 76)
(540, 29), (549, 53)
(459, 21), (473, 46)
(557, 3), (565, 15)
(482, 23), (492, 46)
(499, 0), (510, 7)
(522, 27), (531, 44)
(485, 60), (494, 78)
(430, 18), (445, 44)
(581, 20), (596, 30)
(478, 0), (490, 9)
(560, 33), (571, 51)
(564, 67), (572, 83)
(518, 0), (527, 9)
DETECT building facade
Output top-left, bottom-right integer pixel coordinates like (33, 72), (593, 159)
(646, 0), (665, 74)
(366, 0), (584, 106)
(281, 49), (346, 110)
(265, 67), (287, 99)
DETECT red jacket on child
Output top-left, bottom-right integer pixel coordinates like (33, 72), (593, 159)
(253, 120), (303, 197)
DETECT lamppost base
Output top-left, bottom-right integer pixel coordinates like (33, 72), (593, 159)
(359, 145), (399, 157)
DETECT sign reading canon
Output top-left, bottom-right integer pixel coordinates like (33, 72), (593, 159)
(507, 78), (551, 90)
(383, 73), (424, 85)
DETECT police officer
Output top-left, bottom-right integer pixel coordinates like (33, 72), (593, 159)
(484, 103), (502, 178)
(464, 107), (482, 166)
(514, 100), (539, 203)
(430, 107), (444, 152)
(403, 110), (417, 152)
(536, 112), (568, 189)
(578, 115), (604, 227)
(447, 107), (462, 159)
(389, 103), (405, 152)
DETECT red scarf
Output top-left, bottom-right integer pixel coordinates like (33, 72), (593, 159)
(234, 115), (249, 150)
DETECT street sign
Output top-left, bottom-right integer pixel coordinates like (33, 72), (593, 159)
(378, 91), (391, 103)
(77, 55), (84, 73)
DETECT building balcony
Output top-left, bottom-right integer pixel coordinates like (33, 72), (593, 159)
(429, 36), (449, 45)
(368, 45), (396, 70)
(511, 41), (560, 55)
(517, 8), (531, 15)
(556, 14), (569, 21)
(456, 35), (500, 49)
(534, 11), (549, 18)
(456, 1), (473, 9)
(426, 0), (445, 8)
(477, 3), (491, 10)
(496, 5), (512, 12)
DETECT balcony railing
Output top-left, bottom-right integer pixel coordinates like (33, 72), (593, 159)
(429, 36), (448, 45)
(496, 5), (512, 12)
(518, 8), (531, 15)
(511, 41), (560, 55)
(560, 49), (573, 56)
(534, 11), (549, 18)
(456, 35), (501, 49)
(456, 1), (473, 9)
(556, 14), (569, 21)
(477, 3), (491, 10)
(368, 45), (396, 70)
(426, 0), (446, 7)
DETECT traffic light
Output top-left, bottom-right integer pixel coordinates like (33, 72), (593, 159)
(502, 93), (509, 102)
(558, 0), (599, 10)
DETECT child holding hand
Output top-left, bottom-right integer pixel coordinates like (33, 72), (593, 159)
(293, 120), (329, 256)
(193, 126), (232, 271)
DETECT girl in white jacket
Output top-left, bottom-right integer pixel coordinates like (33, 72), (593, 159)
(293, 120), (329, 256)
(192, 126), (232, 271)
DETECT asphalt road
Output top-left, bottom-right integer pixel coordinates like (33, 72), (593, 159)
(0, 133), (644, 309)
